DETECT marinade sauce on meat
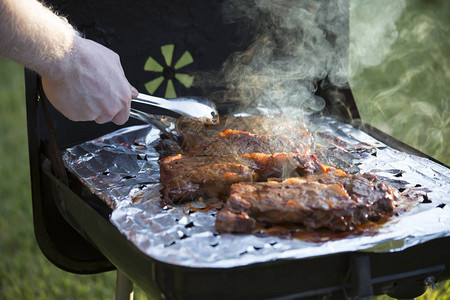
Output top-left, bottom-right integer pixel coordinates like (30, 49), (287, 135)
(159, 115), (409, 235)
(216, 170), (397, 233)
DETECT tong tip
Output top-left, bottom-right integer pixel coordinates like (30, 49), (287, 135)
(206, 111), (220, 125)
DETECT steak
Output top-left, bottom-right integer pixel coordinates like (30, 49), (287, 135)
(216, 170), (398, 233)
(160, 153), (326, 204)
(187, 129), (304, 155)
(160, 114), (402, 234)
(294, 170), (398, 222)
(159, 154), (257, 204)
(242, 152), (327, 180)
(176, 115), (313, 154)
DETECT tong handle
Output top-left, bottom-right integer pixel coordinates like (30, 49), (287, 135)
(132, 93), (173, 110)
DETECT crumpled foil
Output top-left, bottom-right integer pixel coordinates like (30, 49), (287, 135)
(63, 116), (450, 268)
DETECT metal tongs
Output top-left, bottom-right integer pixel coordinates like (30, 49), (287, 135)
(130, 93), (219, 139)
(130, 93), (219, 124)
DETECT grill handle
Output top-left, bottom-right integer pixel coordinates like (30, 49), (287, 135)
(37, 77), (68, 185)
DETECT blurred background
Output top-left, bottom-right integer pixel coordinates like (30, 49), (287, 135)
(350, 0), (449, 166)
(0, 0), (448, 299)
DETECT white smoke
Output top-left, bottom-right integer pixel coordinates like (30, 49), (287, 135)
(214, 0), (351, 114)
(349, 0), (406, 77)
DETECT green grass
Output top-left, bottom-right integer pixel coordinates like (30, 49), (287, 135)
(350, 0), (450, 166)
(0, 1), (449, 298)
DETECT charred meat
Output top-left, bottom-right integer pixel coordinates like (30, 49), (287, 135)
(160, 153), (326, 204)
(216, 171), (398, 233)
(177, 115), (313, 154)
(293, 170), (398, 222)
(159, 114), (403, 234)
(159, 154), (257, 204)
(242, 152), (327, 180)
(187, 129), (304, 155)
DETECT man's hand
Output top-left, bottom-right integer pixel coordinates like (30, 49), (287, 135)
(42, 36), (139, 125)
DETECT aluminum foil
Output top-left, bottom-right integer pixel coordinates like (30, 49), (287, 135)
(63, 116), (450, 268)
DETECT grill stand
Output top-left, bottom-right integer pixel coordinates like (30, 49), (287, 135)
(116, 271), (134, 300)
(347, 254), (374, 298)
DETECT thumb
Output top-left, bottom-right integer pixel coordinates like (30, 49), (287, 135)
(130, 85), (139, 98)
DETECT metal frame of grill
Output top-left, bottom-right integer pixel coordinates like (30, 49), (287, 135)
(25, 1), (450, 299)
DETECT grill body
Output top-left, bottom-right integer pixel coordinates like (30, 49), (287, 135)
(25, 1), (450, 299)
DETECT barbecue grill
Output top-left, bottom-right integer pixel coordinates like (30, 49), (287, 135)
(26, 1), (450, 299)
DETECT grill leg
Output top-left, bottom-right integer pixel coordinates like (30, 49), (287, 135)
(115, 270), (134, 300)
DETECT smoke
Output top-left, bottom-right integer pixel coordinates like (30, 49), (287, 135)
(349, 0), (450, 165)
(203, 0), (351, 115)
(349, 0), (406, 78)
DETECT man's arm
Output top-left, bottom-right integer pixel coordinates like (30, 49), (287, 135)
(0, 0), (138, 125)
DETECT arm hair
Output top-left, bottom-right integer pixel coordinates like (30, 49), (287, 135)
(0, 0), (78, 77)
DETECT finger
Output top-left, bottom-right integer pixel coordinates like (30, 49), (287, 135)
(111, 105), (130, 125)
(112, 94), (131, 125)
(94, 114), (111, 124)
(130, 85), (139, 98)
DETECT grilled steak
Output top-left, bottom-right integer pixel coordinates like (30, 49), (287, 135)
(160, 114), (401, 234)
(160, 153), (326, 204)
(176, 115), (313, 154)
(294, 170), (398, 222)
(242, 152), (326, 179)
(216, 171), (398, 233)
(187, 129), (303, 155)
(159, 154), (257, 204)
